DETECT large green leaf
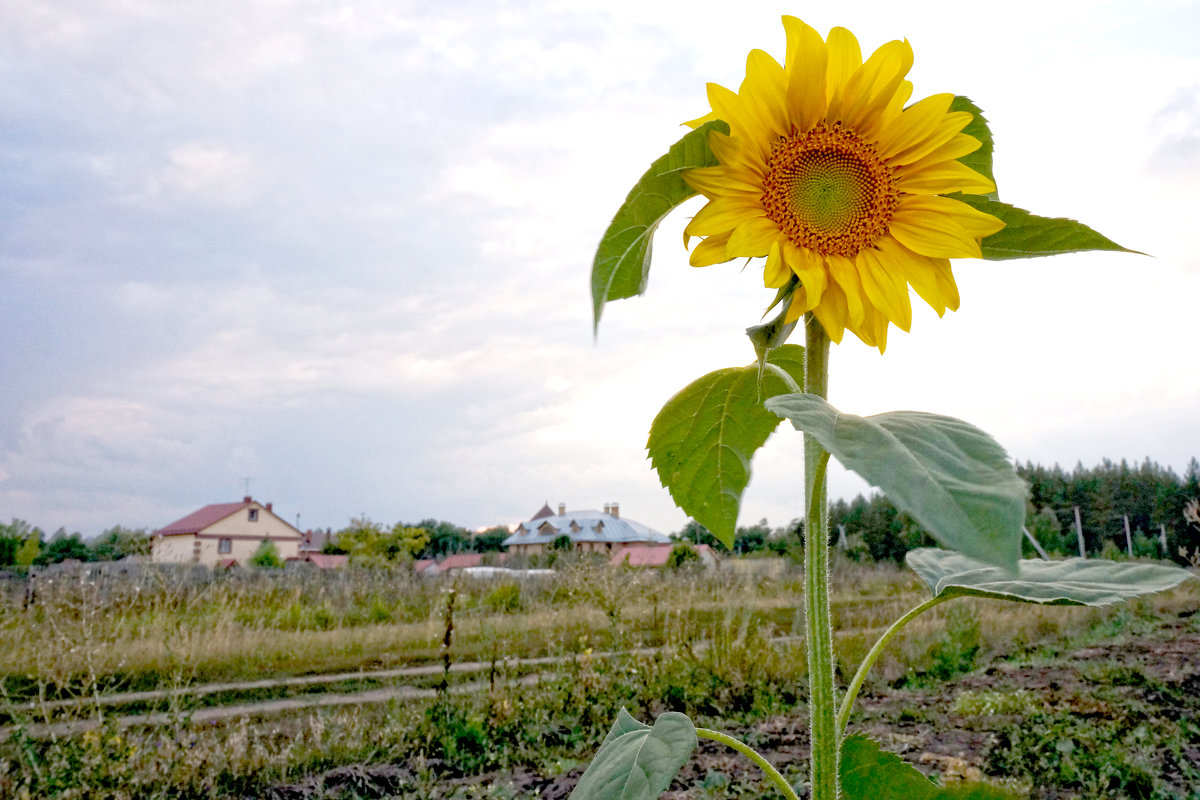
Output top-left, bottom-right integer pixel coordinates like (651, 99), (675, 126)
(569, 709), (698, 800)
(765, 394), (1025, 571)
(591, 120), (729, 332)
(647, 345), (805, 548)
(906, 547), (1196, 606)
(950, 96), (995, 190)
(842, 734), (1016, 800)
(956, 195), (1139, 260)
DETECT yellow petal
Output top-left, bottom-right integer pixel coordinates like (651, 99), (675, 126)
(894, 133), (982, 178)
(684, 109), (719, 130)
(783, 242), (828, 308)
(856, 247), (912, 330)
(876, 93), (954, 160)
(886, 110), (974, 167)
(742, 48), (790, 142)
(811, 280), (848, 343)
(727, 216), (781, 258)
(707, 130), (764, 176)
(707, 82), (755, 140)
(782, 16), (828, 133)
(879, 237), (959, 315)
(895, 160), (996, 196)
(683, 166), (762, 196)
(763, 240), (790, 287)
(890, 195), (997, 259)
(684, 196), (764, 237)
(688, 230), (734, 267)
(824, 26), (862, 108)
(825, 254), (866, 327)
(834, 38), (913, 135)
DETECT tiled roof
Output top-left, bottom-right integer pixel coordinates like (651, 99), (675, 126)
(156, 501), (253, 536)
(502, 509), (670, 548)
(610, 543), (715, 567)
(530, 502), (555, 520)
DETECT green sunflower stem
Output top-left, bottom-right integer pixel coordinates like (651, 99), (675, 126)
(696, 728), (801, 800)
(803, 315), (838, 800)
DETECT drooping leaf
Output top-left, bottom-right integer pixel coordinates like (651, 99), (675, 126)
(765, 394), (1025, 571)
(569, 709), (698, 800)
(955, 195), (1140, 260)
(842, 734), (1016, 800)
(906, 547), (1196, 606)
(950, 96), (995, 190)
(591, 120), (729, 333)
(648, 345), (806, 548)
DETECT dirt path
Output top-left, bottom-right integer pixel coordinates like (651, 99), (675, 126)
(263, 619), (1200, 800)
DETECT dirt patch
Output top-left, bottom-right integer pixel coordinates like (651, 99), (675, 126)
(262, 618), (1200, 799)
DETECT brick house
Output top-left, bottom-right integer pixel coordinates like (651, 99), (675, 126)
(151, 496), (303, 567)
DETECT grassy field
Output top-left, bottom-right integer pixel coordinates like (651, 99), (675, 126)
(0, 555), (1197, 799)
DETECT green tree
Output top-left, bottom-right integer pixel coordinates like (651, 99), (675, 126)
(472, 526), (510, 553)
(666, 542), (700, 569)
(41, 529), (91, 564)
(15, 533), (41, 569)
(416, 519), (471, 558)
(90, 526), (150, 561)
(336, 517), (428, 566)
(249, 539), (282, 568)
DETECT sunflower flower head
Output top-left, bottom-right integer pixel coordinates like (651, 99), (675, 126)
(682, 17), (1005, 352)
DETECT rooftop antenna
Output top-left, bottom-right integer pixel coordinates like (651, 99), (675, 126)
(242, 477), (254, 497)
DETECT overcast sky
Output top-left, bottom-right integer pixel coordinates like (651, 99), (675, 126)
(2, 0), (1198, 539)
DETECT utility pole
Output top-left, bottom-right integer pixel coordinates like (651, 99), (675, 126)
(1074, 506), (1085, 558)
(1160, 524), (1169, 556)
(1123, 514), (1133, 558)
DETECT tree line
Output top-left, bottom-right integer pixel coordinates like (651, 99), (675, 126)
(3, 456), (1196, 569)
(678, 457), (1200, 565)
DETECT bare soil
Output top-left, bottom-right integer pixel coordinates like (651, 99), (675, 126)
(263, 614), (1200, 800)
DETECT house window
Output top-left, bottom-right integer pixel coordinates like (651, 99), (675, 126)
(219, 538), (232, 554)
(248, 509), (259, 522)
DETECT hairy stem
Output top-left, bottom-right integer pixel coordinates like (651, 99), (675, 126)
(803, 315), (837, 800)
(696, 728), (801, 800)
(835, 595), (950, 736)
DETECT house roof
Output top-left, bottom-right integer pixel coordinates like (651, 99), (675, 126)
(609, 543), (715, 567)
(530, 502), (555, 520)
(503, 509), (670, 548)
(155, 497), (301, 538)
(156, 500), (254, 536)
(439, 553), (484, 570)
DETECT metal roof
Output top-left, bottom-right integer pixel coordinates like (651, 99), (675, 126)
(502, 509), (670, 548)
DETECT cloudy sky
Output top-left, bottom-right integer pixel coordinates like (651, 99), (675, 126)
(2, 0), (1198, 539)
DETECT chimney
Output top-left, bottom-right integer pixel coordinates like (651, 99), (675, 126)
(243, 495), (252, 503)
(266, 502), (273, 512)
(557, 503), (566, 516)
(610, 502), (619, 518)
(603, 503), (611, 515)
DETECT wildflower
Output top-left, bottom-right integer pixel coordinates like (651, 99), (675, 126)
(684, 17), (1004, 351)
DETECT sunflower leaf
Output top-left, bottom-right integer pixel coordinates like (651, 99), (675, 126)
(955, 195), (1141, 260)
(906, 548), (1196, 606)
(765, 394), (1025, 571)
(591, 120), (729, 333)
(951, 96), (995, 190)
(842, 734), (1017, 799)
(647, 345), (805, 548)
(569, 709), (697, 800)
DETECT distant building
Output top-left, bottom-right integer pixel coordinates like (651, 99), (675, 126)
(151, 496), (303, 567)
(610, 543), (718, 569)
(503, 501), (670, 556)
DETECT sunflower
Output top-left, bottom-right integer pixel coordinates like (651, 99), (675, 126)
(682, 17), (1004, 351)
